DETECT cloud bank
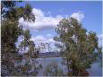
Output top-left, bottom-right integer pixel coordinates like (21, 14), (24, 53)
(19, 8), (84, 31)
(19, 8), (63, 31)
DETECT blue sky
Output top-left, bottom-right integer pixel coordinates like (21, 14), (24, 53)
(18, 1), (102, 34)
(18, 1), (102, 52)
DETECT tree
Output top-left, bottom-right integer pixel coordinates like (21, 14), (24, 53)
(54, 17), (100, 76)
(1, 1), (22, 76)
(17, 29), (41, 75)
(1, 1), (40, 76)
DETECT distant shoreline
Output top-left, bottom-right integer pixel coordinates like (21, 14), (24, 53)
(38, 52), (61, 58)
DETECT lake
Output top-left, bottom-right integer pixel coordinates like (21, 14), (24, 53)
(36, 57), (102, 76)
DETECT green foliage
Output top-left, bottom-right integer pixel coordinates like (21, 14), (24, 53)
(1, 1), (38, 76)
(1, 1), (35, 22)
(23, 4), (35, 22)
(55, 17), (100, 76)
(1, 20), (22, 53)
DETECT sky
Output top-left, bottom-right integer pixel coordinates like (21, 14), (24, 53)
(17, 1), (102, 53)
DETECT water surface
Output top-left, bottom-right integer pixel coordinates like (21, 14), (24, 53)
(36, 57), (102, 76)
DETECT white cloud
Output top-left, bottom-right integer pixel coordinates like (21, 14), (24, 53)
(19, 8), (85, 30)
(70, 11), (84, 22)
(31, 35), (46, 42)
(31, 35), (59, 53)
(32, 8), (44, 18)
(31, 35), (55, 44)
(19, 8), (63, 31)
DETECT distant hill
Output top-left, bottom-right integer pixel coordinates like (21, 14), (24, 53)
(38, 52), (61, 58)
